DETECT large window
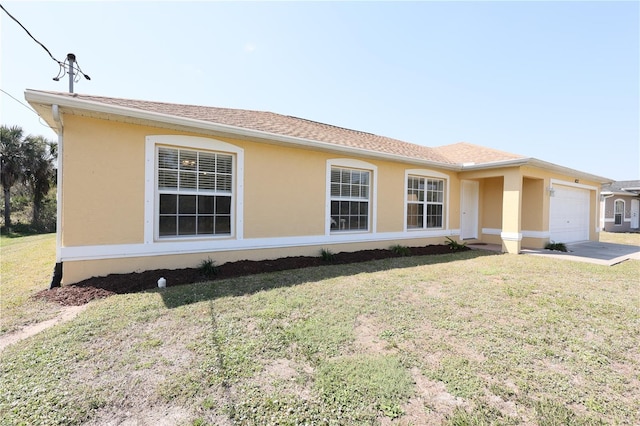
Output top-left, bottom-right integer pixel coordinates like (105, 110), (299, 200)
(614, 200), (624, 226)
(330, 167), (370, 232)
(157, 147), (233, 237)
(407, 176), (444, 229)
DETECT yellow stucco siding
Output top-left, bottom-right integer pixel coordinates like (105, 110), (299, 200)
(57, 112), (603, 283)
(521, 177), (544, 231)
(242, 142), (327, 238)
(480, 177), (503, 230)
(62, 116), (147, 246)
(447, 177), (461, 230)
(61, 113), (457, 247)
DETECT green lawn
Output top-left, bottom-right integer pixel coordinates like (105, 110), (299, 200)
(1, 233), (638, 425)
(0, 233), (62, 334)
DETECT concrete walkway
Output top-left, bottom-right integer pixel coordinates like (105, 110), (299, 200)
(0, 304), (88, 353)
(523, 241), (640, 266)
(469, 241), (640, 266)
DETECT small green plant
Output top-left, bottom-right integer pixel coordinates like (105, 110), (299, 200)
(320, 248), (335, 262)
(378, 403), (405, 419)
(198, 257), (219, 277)
(545, 241), (568, 252)
(445, 237), (467, 251)
(389, 244), (411, 256)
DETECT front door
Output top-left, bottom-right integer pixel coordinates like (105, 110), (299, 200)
(632, 199), (639, 229)
(461, 180), (479, 240)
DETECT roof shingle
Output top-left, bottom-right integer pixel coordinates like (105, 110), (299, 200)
(432, 142), (524, 164)
(42, 92), (459, 164)
(32, 91), (525, 167)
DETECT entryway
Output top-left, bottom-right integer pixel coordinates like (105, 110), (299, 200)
(460, 180), (479, 240)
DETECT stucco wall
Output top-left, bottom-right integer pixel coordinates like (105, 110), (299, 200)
(62, 116), (147, 246)
(59, 114), (460, 283)
(58, 112), (604, 283)
(522, 177), (544, 231)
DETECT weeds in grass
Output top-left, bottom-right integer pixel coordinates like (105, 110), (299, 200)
(2, 233), (639, 425)
(445, 401), (519, 426)
(315, 355), (413, 420)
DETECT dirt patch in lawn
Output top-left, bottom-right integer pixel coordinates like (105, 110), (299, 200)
(34, 245), (461, 306)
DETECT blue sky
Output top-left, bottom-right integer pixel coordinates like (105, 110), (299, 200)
(2, 1), (638, 180)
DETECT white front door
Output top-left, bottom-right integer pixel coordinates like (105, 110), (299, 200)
(460, 180), (479, 240)
(631, 199), (639, 229)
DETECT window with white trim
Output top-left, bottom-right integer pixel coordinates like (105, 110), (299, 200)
(330, 167), (370, 232)
(614, 199), (624, 225)
(407, 176), (444, 229)
(157, 146), (233, 237)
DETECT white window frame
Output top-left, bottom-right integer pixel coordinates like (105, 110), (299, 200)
(403, 169), (449, 232)
(326, 159), (377, 235)
(144, 135), (244, 243)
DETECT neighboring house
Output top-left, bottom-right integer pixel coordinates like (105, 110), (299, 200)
(600, 180), (640, 233)
(26, 90), (610, 286)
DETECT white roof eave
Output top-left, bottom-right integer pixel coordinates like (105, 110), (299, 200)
(461, 157), (612, 184)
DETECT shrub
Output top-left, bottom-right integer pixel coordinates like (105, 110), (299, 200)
(320, 248), (335, 262)
(445, 237), (467, 251)
(545, 241), (568, 252)
(389, 244), (411, 256)
(198, 257), (219, 277)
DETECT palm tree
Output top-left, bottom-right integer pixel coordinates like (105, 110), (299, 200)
(23, 135), (56, 227)
(0, 125), (25, 229)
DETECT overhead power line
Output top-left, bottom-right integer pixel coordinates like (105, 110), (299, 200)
(0, 88), (36, 113)
(0, 3), (59, 64)
(0, 3), (91, 87)
(1, 88), (57, 131)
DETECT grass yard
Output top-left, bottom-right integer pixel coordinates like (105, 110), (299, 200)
(0, 233), (62, 334)
(1, 233), (638, 425)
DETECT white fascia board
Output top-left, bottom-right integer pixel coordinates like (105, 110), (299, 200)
(461, 156), (611, 183)
(25, 90), (458, 171)
(529, 159), (611, 183)
(460, 158), (531, 171)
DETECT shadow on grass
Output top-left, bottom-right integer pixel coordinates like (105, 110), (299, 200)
(158, 250), (497, 309)
(0, 224), (53, 238)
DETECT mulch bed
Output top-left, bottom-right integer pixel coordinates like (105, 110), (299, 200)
(34, 245), (461, 306)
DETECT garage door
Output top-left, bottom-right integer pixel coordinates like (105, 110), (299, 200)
(549, 185), (590, 243)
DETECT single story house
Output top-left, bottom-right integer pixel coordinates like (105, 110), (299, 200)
(25, 89), (610, 286)
(600, 180), (640, 232)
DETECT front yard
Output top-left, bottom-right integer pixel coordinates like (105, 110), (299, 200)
(1, 233), (638, 425)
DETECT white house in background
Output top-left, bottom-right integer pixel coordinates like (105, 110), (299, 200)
(600, 180), (640, 233)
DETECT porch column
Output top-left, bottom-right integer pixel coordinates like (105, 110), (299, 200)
(501, 169), (523, 254)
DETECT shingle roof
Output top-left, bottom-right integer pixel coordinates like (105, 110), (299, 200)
(601, 180), (640, 195)
(432, 142), (525, 164)
(39, 91), (463, 165)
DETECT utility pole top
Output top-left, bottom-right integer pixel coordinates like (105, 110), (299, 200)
(67, 53), (75, 93)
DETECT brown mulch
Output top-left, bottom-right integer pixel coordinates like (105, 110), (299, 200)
(34, 245), (461, 306)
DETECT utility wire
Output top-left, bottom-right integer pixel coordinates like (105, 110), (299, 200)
(0, 3), (62, 65)
(0, 3), (91, 81)
(1, 88), (37, 113)
(1, 88), (57, 131)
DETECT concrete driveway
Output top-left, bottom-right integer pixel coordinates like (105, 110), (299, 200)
(521, 241), (640, 266)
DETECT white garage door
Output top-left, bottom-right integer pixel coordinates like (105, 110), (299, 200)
(549, 185), (590, 243)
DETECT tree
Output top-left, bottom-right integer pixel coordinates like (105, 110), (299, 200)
(23, 135), (57, 227)
(0, 125), (25, 229)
